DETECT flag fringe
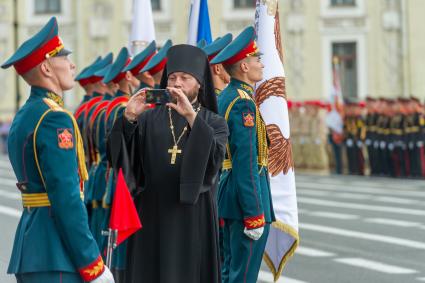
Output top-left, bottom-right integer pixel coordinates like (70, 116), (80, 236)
(263, 220), (299, 282)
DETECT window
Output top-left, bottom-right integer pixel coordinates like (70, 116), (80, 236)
(35, 0), (61, 14)
(332, 42), (357, 98)
(151, 0), (161, 11)
(234, 0), (256, 9)
(330, 0), (356, 7)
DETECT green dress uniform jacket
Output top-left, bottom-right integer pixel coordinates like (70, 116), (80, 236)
(217, 78), (274, 225)
(7, 86), (105, 282)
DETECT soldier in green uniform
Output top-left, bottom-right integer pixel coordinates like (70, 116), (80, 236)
(203, 34), (232, 96)
(211, 26), (275, 283)
(77, 54), (114, 226)
(90, 47), (134, 244)
(74, 55), (108, 144)
(1, 17), (114, 283)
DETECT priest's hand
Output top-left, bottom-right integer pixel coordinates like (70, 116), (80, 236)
(166, 87), (197, 127)
(243, 227), (264, 241)
(124, 88), (151, 122)
(89, 266), (115, 283)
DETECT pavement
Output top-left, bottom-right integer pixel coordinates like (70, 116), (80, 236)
(1, 154), (424, 283)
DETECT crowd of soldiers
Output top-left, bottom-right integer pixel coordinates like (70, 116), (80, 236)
(3, 13), (277, 282)
(290, 97), (425, 178)
(72, 41), (167, 278)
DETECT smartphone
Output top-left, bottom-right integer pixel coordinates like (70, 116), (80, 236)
(145, 89), (170, 105)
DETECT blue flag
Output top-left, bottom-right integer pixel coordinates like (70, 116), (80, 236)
(188, 0), (212, 45)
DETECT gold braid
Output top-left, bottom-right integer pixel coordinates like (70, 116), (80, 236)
(64, 110), (89, 181)
(256, 105), (268, 168)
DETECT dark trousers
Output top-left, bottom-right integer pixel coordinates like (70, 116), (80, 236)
(221, 220), (270, 283)
(409, 147), (423, 177)
(328, 134), (343, 174)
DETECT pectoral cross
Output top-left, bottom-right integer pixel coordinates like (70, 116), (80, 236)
(168, 145), (182, 165)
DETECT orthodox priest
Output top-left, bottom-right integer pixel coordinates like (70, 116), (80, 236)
(107, 44), (228, 283)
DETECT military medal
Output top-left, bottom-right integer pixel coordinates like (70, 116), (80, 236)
(167, 105), (201, 164)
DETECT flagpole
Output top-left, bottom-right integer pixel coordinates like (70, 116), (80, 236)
(102, 228), (118, 268)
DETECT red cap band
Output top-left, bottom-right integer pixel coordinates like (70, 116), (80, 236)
(148, 58), (167, 76)
(130, 52), (156, 75)
(78, 78), (92, 87)
(223, 40), (258, 66)
(112, 58), (132, 84)
(89, 76), (103, 84)
(14, 35), (64, 75)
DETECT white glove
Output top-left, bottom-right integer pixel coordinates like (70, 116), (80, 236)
(244, 227), (264, 241)
(346, 139), (353, 147)
(388, 143), (394, 151)
(380, 141), (386, 149)
(408, 142), (414, 149)
(417, 141), (424, 147)
(373, 141), (380, 148)
(365, 139), (371, 146)
(90, 266), (115, 283)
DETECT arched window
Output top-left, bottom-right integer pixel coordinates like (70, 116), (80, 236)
(35, 0), (61, 14)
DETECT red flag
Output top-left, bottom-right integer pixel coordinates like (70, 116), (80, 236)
(109, 168), (142, 246)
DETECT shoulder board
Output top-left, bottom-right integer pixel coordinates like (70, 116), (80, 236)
(42, 98), (64, 112)
(237, 89), (252, 100)
(84, 96), (103, 120)
(74, 101), (89, 120)
(90, 101), (110, 127)
(105, 96), (129, 121)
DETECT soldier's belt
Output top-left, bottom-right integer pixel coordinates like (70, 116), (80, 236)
(21, 192), (84, 208)
(391, 129), (403, 135)
(222, 158), (267, 170)
(22, 193), (51, 208)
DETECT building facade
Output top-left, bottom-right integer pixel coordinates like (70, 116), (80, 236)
(0, 0), (424, 119)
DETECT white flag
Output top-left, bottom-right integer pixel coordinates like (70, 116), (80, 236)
(254, 1), (299, 281)
(129, 0), (156, 55)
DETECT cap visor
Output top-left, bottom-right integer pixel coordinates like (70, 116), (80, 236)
(56, 48), (72, 57)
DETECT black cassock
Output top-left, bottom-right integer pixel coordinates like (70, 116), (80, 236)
(107, 105), (228, 283)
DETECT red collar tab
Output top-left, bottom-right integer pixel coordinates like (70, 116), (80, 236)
(105, 96), (129, 121)
(14, 36), (65, 75)
(90, 100), (109, 126)
(224, 40), (259, 66)
(84, 96), (103, 120)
